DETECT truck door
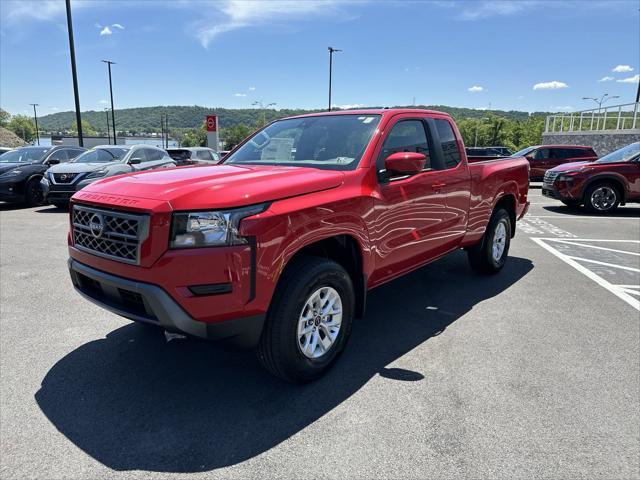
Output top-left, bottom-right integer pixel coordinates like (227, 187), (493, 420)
(370, 116), (453, 284)
(430, 117), (471, 243)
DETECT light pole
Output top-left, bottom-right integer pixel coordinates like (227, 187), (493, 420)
(328, 47), (342, 111)
(104, 108), (110, 144)
(252, 100), (276, 126)
(65, 0), (83, 146)
(582, 94), (620, 112)
(102, 60), (116, 144)
(29, 104), (39, 145)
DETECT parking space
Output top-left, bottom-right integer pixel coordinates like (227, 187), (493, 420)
(1, 190), (639, 479)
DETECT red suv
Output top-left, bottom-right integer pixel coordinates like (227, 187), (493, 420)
(512, 145), (597, 180)
(543, 142), (640, 213)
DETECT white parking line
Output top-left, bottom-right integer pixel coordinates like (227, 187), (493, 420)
(549, 239), (640, 256)
(527, 215), (640, 220)
(532, 238), (640, 311)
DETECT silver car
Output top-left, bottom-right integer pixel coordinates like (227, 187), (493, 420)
(42, 144), (176, 207)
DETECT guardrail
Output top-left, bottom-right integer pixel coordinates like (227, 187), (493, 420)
(545, 102), (639, 133)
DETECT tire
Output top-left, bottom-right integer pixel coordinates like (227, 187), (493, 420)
(583, 182), (620, 214)
(25, 178), (44, 207)
(467, 208), (512, 275)
(257, 256), (354, 383)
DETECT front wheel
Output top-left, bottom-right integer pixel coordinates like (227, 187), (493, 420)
(257, 256), (354, 383)
(467, 208), (512, 274)
(584, 182), (620, 214)
(25, 178), (44, 206)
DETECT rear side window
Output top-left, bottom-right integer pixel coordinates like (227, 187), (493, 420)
(145, 149), (164, 161)
(168, 150), (191, 161)
(379, 120), (431, 170)
(48, 149), (69, 162)
(196, 150), (211, 160)
(434, 119), (462, 168)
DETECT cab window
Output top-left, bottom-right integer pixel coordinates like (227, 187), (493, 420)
(434, 119), (461, 168)
(378, 120), (431, 175)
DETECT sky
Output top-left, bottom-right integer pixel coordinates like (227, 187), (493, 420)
(1, 0), (639, 117)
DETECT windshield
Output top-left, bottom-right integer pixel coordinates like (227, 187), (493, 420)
(594, 142), (640, 164)
(72, 147), (128, 163)
(225, 114), (381, 170)
(512, 147), (536, 157)
(0, 147), (50, 163)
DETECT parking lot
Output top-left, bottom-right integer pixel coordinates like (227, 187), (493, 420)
(1, 188), (638, 479)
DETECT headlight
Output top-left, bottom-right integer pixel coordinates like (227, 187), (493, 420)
(85, 169), (108, 179)
(2, 169), (23, 177)
(170, 203), (268, 248)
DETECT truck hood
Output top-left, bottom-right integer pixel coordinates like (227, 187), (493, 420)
(79, 164), (345, 209)
(48, 162), (120, 173)
(549, 161), (592, 173)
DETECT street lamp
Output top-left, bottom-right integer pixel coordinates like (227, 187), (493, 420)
(252, 100), (276, 126)
(29, 104), (39, 145)
(65, 0), (83, 147)
(582, 94), (620, 111)
(101, 60), (117, 144)
(328, 47), (342, 111)
(104, 108), (110, 144)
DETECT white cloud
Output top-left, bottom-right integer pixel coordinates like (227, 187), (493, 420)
(617, 74), (640, 84)
(100, 26), (112, 36)
(457, 1), (539, 20)
(334, 104), (365, 110)
(468, 85), (484, 93)
(4, 0), (68, 23)
(598, 76), (614, 82)
(111, 23), (125, 30)
(612, 65), (634, 73)
(533, 80), (568, 90)
(550, 106), (573, 112)
(516, 95), (525, 100)
(234, 93), (247, 97)
(248, 86), (256, 91)
(193, 0), (357, 48)
(98, 99), (109, 105)
(50, 107), (59, 111)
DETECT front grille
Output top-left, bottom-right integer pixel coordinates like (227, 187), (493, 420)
(53, 172), (79, 184)
(543, 170), (559, 186)
(72, 205), (150, 264)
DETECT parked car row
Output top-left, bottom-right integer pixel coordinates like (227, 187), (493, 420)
(542, 141), (640, 213)
(0, 145), (222, 207)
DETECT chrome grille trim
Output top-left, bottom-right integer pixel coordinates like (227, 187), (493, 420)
(72, 205), (150, 265)
(543, 170), (559, 187)
(51, 172), (81, 184)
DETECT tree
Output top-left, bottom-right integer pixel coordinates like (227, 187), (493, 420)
(181, 124), (207, 147)
(7, 115), (36, 143)
(221, 124), (252, 149)
(0, 108), (10, 128)
(70, 120), (97, 136)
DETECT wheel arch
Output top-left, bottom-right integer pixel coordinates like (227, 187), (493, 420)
(494, 193), (517, 238)
(581, 174), (627, 204)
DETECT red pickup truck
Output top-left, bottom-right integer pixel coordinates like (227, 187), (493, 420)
(67, 109), (530, 382)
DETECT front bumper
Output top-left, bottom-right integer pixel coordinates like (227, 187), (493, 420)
(68, 258), (265, 347)
(0, 179), (25, 202)
(42, 177), (99, 203)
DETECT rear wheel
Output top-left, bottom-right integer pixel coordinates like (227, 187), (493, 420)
(467, 208), (512, 274)
(584, 182), (620, 213)
(257, 256), (354, 383)
(25, 178), (44, 206)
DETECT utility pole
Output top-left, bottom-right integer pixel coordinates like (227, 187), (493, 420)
(102, 60), (116, 144)
(65, 0), (83, 147)
(104, 108), (110, 144)
(582, 93), (620, 112)
(29, 104), (40, 145)
(328, 47), (342, 111)
(165, 114), (169, 148)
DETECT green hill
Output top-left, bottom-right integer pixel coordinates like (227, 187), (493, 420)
(36, 105), (549, 134)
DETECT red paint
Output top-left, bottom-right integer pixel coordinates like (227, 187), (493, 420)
(69, 109), (530, 328)
(524, 145), (597, 180)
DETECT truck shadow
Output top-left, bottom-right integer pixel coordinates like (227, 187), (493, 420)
(35, 251), (532, 473)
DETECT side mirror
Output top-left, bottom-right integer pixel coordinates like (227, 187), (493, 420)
(384, 152), (426, 176)
(128, 158), (142, 165)
(46, 159), (60, 165)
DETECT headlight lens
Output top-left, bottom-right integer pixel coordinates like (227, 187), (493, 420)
(170, 203), (268, 248)
(2, 169), (23, 177)
(85, 169), (108, 179)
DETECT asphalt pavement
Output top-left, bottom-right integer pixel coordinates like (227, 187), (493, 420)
(1, 188), (639, 480)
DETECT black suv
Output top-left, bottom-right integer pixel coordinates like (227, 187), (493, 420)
(0, 145), (85, 205)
